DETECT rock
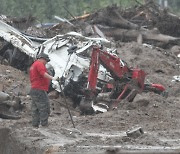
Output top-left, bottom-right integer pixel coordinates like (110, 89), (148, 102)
(126, 127), (144, 138)
(0, 91), (10, 102)
(171, 45), (180, 57)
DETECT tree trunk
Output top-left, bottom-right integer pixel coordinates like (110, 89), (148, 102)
(102, 28), (180, 45)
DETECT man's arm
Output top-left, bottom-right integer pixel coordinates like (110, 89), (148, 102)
(44, 72), (58, 81)
(44, 72), (53, 80)
(37, 62), (57, 81)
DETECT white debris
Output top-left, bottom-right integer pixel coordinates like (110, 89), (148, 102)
(172, 75), (180, 82)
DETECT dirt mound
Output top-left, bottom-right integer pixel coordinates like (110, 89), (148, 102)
(0, 1), (180, 153)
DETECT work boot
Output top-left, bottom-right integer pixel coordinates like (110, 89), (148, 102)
(39, 124), (49, 129)
(41, 124), (49, 128)
(32, 125), (39, 129)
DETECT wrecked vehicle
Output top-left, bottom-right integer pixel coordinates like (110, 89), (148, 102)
(0, 20), (39, 71)
(0, 19), (166, 115)
(74, 45), (166, 114)
(38, 37), (166, 114)
(0, 19), (113, 102)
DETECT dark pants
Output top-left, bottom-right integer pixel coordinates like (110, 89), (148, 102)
(30, 89), (50, 127)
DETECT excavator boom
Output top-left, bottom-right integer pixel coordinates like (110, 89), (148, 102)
(84, 46), (165, 111)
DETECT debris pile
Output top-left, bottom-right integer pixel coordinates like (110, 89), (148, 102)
(0, 1), (180, 153)
(33, 1), (180, 49)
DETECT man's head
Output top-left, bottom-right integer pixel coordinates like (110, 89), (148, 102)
(37, 53), (50, 62)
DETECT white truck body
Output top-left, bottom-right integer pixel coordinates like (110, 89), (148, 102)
(0, 20), (113, 92)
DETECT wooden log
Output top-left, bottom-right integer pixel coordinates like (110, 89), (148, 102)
(101, 27), (180, 46)
(92, 13), (139, 30)
(90, 6), (140, 30)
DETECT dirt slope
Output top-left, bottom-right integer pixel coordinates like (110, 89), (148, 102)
(0, 38), (180, 153)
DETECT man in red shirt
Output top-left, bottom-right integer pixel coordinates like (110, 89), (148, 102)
(29, 53), (57, 128)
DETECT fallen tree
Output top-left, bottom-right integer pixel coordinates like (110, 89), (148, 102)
(3, 0), (179, 49)
(101, 27), (180, 47)
(51, 0), (180, 49)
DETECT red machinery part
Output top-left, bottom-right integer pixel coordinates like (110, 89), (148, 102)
(151, 83), (165, 91)
(132, 69), (146, 90)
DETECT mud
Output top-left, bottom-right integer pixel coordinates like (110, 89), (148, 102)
(0, 1), (180, 153)
(0, 37), (180, 153)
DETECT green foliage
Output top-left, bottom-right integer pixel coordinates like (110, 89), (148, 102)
(168, 0), (180, 15)
(0, 0), (179, 22)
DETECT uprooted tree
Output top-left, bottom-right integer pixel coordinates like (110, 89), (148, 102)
(48, 0), (180, 49)
(2, 0), (179, 49)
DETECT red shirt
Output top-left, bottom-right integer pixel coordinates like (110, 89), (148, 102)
(29, 60), (50, 91)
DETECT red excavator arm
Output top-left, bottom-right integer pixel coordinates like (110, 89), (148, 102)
(87, 46), (165, 108)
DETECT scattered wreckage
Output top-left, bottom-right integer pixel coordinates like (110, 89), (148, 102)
(0, 19), (167, 115)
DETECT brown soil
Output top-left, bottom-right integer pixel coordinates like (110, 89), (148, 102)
(0, 1), (180, 153)
(0, 38), (180, 153)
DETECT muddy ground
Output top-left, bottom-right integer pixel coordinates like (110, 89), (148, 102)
(0, 39), (180, 154)
(0, 1), (180, 153)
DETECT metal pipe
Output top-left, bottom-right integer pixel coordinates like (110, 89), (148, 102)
(58, 81), (75, 128)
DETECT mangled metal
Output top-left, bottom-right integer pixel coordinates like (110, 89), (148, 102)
(0, 20), (37, 57)
(0, 20), (39, 71)
(0, 19), (167, 115)
(36, 31), (113, 92)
